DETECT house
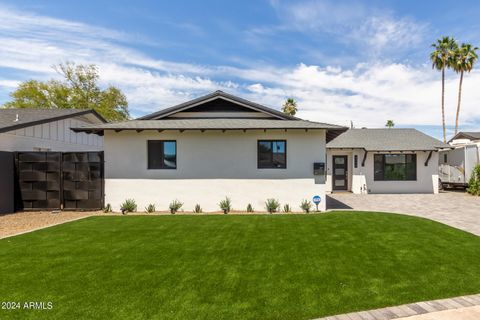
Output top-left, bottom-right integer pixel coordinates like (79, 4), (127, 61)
(73, 90), (347, 212)
(0, 109), (105, 152)
(326, 128), (449, 194)
(439, 131), (480, 187)
(449, 131), (480, 146)
(0, 108), (106, 214)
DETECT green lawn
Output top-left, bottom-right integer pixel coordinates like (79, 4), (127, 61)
(1, 212), (480, 320)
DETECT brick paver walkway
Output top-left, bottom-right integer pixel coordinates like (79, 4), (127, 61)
(327, 192), (480, 236)
(314, 293), (480, 320)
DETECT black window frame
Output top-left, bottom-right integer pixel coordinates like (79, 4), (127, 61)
(147, 140), (177, 170)
(257, 140), (287, 169)
(354, 154), (358, 168)
(374, 153), (416, 181)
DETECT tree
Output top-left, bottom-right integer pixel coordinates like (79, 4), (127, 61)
(282, 98), (297, 116)
(385, 120), (395, 128)
(3, 62), (129, 121)
(452, 43), (478, 135)
(430, 36), (458, 143)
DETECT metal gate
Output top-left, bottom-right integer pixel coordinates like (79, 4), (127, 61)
(15, 152), (104, 211)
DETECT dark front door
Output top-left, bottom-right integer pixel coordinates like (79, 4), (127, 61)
(332, 156), (348, 191)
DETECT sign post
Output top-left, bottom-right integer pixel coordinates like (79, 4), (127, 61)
(312, 195), (321, 212)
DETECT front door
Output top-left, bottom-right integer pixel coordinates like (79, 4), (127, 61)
(332, 156), (348, 191)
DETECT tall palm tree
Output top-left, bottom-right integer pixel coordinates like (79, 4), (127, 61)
(282, 98), (297, 116)
(430, 36), (458, 142)
(452, 43), (478, 135)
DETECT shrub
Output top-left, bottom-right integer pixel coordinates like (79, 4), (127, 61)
(246, 203), (254, 213)
(103, 203), (112, 213)
(145, 203), (155, 213)
(219, 197), (232, 214)
(467, 164), (480, 196)
(300, 199), (312, 213)
(120, 199), (137, 214)
(265, 198), (280, 214)
(169, 200), (183, 214)
(194, 204), (203, 213)
(283, 204), (291, 213)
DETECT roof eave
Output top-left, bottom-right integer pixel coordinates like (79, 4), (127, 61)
(0, 109), (107, 134)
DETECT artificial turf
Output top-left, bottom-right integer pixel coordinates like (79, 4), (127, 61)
(0, 212), (479, 320)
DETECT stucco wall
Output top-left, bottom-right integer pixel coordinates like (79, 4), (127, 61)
(326, 149), (439, 194)
(0, 117), (103, 152)
(104, 129), (327, 212)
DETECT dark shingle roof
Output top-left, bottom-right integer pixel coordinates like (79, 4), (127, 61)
(327, 128), (450, 151)
(72, 118), (346, 133)
(449, 131), (480, 142)
(138, 90), (297, 120)
(0, 108), (106, 133)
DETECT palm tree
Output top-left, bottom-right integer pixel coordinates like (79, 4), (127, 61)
(452, 43), (478, 135)
(430, 36), (458, 142)
(282, 98), (297, 116)
(385, 120), (395, 128)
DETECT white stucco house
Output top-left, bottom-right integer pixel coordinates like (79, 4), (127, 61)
(0, 108), (105, 152)
(326, 128), (449, 194)
(74, 90), (347, 212)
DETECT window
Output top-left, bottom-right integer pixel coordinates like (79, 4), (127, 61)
(444, 154), (448, 163)
(258, 140), (286, 168)
(374, 154), (416, 181)
(354, 155), (358, 168)
(148, 140), (176, 169)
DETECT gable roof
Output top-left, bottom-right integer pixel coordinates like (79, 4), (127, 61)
(327, 128), (450, 151)
(138, 90), (297, 120)
(0, 108), (106, 134)
(449, 131), (480, 142)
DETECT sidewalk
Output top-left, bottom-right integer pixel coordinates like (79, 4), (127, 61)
(314, 293), (480, 320)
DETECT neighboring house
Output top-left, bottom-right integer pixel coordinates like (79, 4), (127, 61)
(449, 131), (480, 146)
(0, 109), (105, 152)
(73, 90), (346, 211)
(439, 131), (480, 187)
(326, 128), (449, 194)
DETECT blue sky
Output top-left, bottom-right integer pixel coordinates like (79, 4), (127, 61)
(0, 0), (479, 139)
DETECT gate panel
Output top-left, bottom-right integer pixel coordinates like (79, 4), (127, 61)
(15, 152), (61, 210)
(62, 152), (104, 210)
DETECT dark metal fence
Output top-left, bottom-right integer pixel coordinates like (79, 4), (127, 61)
(14, 152), (104, 211)
(0, 151), (14, 214)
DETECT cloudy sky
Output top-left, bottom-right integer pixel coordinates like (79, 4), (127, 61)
(0, 0), (479, 139)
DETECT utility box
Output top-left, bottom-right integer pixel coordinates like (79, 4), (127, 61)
(313, 162), (325, 176)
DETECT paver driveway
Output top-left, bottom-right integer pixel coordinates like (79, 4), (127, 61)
(327, 191), (480, 236)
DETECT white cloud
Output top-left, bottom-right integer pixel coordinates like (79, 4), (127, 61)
(0, 5), (479, 135)
(265, 0), (428, 57)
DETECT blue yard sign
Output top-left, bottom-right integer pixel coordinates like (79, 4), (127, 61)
(312, 195), (321, 212)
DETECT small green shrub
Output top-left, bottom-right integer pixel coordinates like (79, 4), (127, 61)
(219, 197), (232, 214)
(103, 203), (112, 213)
(145, 203), (155, 213)
(467, 164), (480, 196)
(246, 203), (254, 213)
(194, 204), (203, 213)
(169, 200), (183, 214)
(283, 204), (291, 213)
(265, 198), (280, 214)
(120, 199), (137, 214)
(300, 199), (312, 213)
